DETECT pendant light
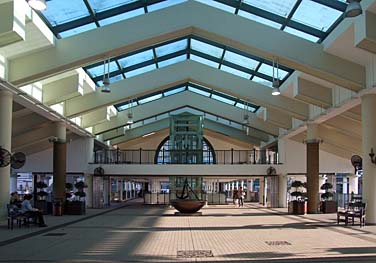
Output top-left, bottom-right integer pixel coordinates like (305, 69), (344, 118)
(242, 101), (249, 124)
(272, 59), (281, 96)
(101, 58), (111, 93)
(344, 0), (362, 18)
(27, 0), (47, 11)
(127, 99), (134, 124)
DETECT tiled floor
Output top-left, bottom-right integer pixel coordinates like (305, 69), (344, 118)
(0, 201), (375, 263)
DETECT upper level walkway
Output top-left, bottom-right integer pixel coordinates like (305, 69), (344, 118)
(0, 200), (376, 263)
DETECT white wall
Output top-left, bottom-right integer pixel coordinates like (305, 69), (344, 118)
(18, 137), (92, 173)
(279, 138), (353, 174)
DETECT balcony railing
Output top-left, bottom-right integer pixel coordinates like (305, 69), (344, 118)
(93, 149), (279, 165)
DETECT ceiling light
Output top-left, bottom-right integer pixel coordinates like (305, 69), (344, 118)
(344, 0), (362, 18)
(127, 112), (133, 124)
(101, 58), (111, 93)
(271, 59), (281, 96)
(142, 132), (155, 138)
(28, 0), (47, 11)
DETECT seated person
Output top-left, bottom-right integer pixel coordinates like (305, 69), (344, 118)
(9, 192), (22, 208)
(20, 194), (47, 227)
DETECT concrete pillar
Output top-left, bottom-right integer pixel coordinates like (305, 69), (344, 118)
(348, 175), (359, 195)
(306, 123), (320, 214)
(10, 172), (18, 193)
(52, 122), (66, 202)
(361, 93), (376, 223)
(85, 174), (93, 208)
(278, 174), (288, 208)
(0, 90), (13, 218)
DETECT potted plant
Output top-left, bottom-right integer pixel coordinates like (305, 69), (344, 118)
(65, 181), (87, 215)
(288, 180), (307, 215)
(35, 181), (49, 214)
(320, 182), (337, 213)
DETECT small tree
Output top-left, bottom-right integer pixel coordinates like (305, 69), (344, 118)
(65, 183), (73, 199)
(36, 181), (48, 200)
(74, 181), (87, 201)
(320, 182), (334, 201)
(290, 180), (305, 201)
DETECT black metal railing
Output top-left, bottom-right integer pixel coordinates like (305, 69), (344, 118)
(93, 148), (279, 165)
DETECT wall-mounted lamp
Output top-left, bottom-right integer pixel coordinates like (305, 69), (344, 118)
(369, 148), (376, 164)
(344, 0), (362, 18)
(27, 0), (47, 11)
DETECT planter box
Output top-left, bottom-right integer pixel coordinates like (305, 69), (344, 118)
(288, 201), (307, 215)
(65, 201), (86, 215)
(320, 201), (337, 213)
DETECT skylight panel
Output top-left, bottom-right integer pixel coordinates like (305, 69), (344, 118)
(117, 101), (137, 111)
(235, 102), (257, 112)
(230, 122), (243, 130)
(211, 94), (236, 105)
(195, 0), (236, 13)
(59, 23), (97, 38)
(252, 76), (272, 87)
(191, 39), (223, 58)
(221, 65), (251, 79)
(143, 117), (157, 125)
(109, 75), (123, 83)
(292, 0), (342, 32)
(243, 0), (297, 18)
(284, 27), (320, 42)
(190, 55), (219, 68)
(223, 51), (259, 70)
(258, 63), (289, 79)
(119, 50), (154, 68)
(188, 86), (211, 97)
(158, 55), (186, 68)
(125, 64), (156, 78)
(138, 94), (163, 104)
(155, 39), (188, 57)
(238, 11), (281, 29)
(99, 8), (145, 26)
(86, 61), (119, 77)
(148, 0), (187, 12)
(42, 1), (90, 26)
(88, 0), (137, 12)
(164, 87), (186, 96)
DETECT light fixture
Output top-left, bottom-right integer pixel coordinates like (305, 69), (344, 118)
(344, 0), (362, 18)
(27, 0), (47, 10)
(123, 125), (130, 134)
(272, 59), (281, 96)
(127, 99), (134, 124)
(101, 58), (111, 93)
(142, 132), (156, 138)
(242, 101), (249, 124)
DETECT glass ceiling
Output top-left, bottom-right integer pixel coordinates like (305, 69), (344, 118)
(39, 0), (346, 42)
(108, 106), (264, 141)
(115, 82), (260, 114)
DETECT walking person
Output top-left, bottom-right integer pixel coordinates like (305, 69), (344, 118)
(238, 187), (245, 207)
(233, 188), (239, 207)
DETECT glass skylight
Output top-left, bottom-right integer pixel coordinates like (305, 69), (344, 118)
(119, 50), (154, 68)
(244, 0), (297, 18)
(191, 39), (223, 58)
(221, 65), (251, 79)
(195, 0), (236, 13)
(237, 11), (281, 29)
(86, 61), (119, 77)
(138, 94), (163, 104)
(211, 94), (236, 105)
(125, 64), (156, 78)
(59, 23), (97, 38)
(88, 0), (138, 12)
(223, 51), (259, 70)
(284, 27), (320, 42)
(99, 8), (145, 26)
(190, 55), (219, 69)
(155, 39), (188, 57)
(164, 86), (186, 97)
(43, 1), (89, 26)
(148, 0), (187, 12)
(188, 86), (211, 97)
(158, 55), (186, 68)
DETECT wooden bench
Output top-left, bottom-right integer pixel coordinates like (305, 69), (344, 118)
(7, 204), (35, 230)
(337, 202), (366, 227)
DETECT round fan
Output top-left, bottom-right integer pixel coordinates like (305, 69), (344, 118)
(94, 166), (105, 176)
(351, 155), (362, 171)
(266, 166), (276, 175)
(0, 147), (11, 168)
(11, 152), (26, 169)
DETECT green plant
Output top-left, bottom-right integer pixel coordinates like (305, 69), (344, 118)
(74, 181), (87, 201)
(320, 182), (334, 201)
(290, 180), (306, 201)
(36, 181), (48, 200)
(36, 181), (47, 189)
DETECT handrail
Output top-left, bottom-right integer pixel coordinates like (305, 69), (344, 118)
(93, 149), (279, 165)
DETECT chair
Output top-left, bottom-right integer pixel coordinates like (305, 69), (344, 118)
(7, 204), (34, 230)
(337, 202), (366, 227)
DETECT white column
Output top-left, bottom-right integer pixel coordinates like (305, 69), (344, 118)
(362, 93), (376, 223)
(0, 90), (12, 219)
(348, 175), (359, 195)
(278, 174), (288, 208)
(124, 181), (128, 200)
(85, 174), (93, 208)
(10, 172), (18, 193)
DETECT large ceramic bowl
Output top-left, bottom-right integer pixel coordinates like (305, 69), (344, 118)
(170, 199), (205, 213)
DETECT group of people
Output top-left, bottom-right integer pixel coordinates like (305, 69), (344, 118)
(9, 192), (47, 227)
(232, 187), (246, 207)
